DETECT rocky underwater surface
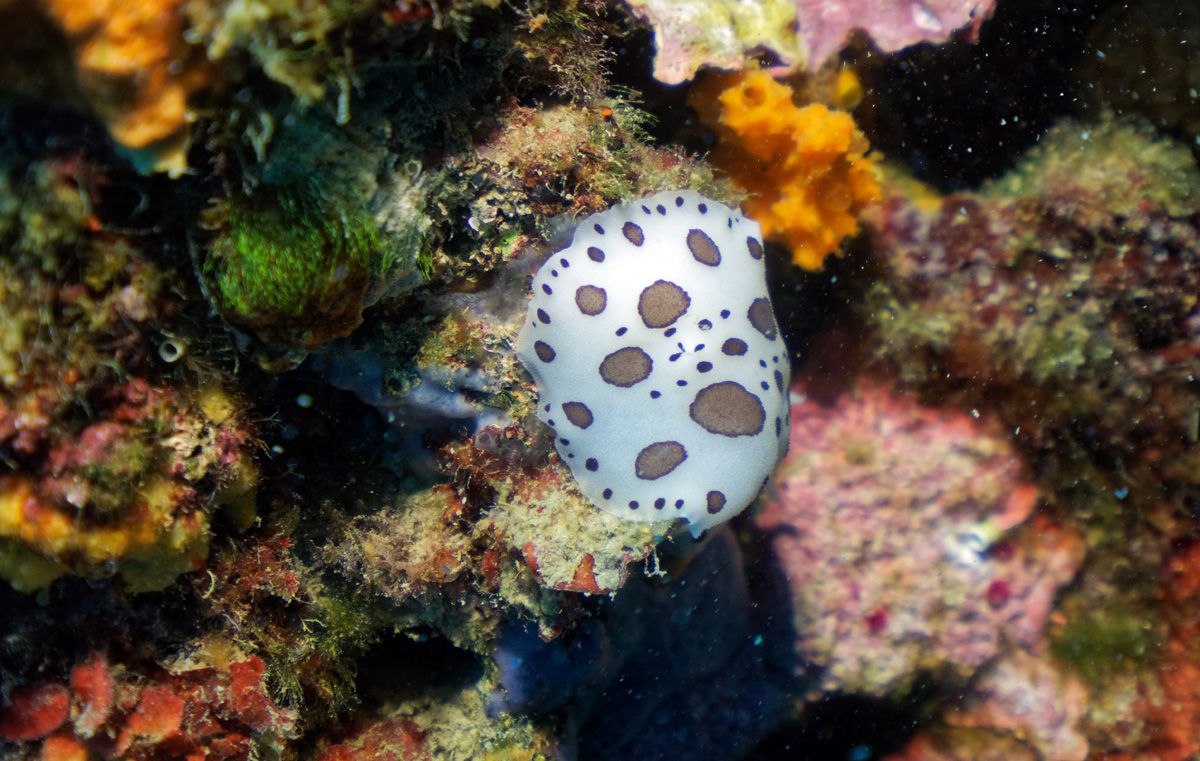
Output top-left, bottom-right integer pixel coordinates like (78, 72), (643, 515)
(1, 0), (1200, 759)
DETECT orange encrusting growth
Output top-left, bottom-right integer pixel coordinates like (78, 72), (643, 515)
(692, 70), (880, 270)
(39, 0), (213, 174)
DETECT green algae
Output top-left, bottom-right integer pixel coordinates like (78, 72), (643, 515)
(984, 115), (1200, 217)
(208, 184), (381, 322)
(1050, 606), (1160, 688)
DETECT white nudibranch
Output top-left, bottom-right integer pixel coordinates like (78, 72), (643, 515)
(515, 190), (790, 537)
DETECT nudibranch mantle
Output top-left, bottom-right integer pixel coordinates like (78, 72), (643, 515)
(516, 190), (790, 537)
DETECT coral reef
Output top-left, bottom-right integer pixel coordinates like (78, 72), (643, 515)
(692, 69), (879, 270)
(862, 115), (1200, 558)
(757, 382), (1083, 696)
(0, 153), (257, 592)
(0, 381), (257, 592)
(6, 1), (1200, 759)
(858, 103), (1200, 761)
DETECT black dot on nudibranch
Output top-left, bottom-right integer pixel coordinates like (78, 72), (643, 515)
(655, 497), (666, 509)
(635, 440), (687, 480)
(748, 298), (778, 340)
(697, 361), (713, 373)
(706, 490), (727, 514)
(690, 381), (766, 437)
(664, 327), (677, 337)
(641, 205), (652, 214)
(775, 417), (782, 437)
(761, 381), (770, 391)
(562, 401), (594, 429)
(594, 223), (605, 234)
(698, 203), (708, 214)
(775, 369), (785, 393)
(536, 308), (551, 324)
(675, 196), (684, 207)
(541, 284), (553, 295)
(629, 500), (640, 509)
(599, 346), (653, 387)
(650, 390), (661, 399)
(622, 222), (645, 246)
(587, 246), (605, 262)
(575, 285), (607, 316)
(721, 338), (748, 356)
(720, 309), (731, 319)
(560, 258), (570, 268)
(550, 269), (558, 277)
(748, 237), (763, 260)
(534, 341), (556, 362)
(687, 229), (721, 266)
(638, 280), (691, 329)
(675, 499), (684, 509)
(656, 204), (667, 215)
(698, 319), (712, 331)
(603, 488), (613, 499)
(586, 458), (599, 472)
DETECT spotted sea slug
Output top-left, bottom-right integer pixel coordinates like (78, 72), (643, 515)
(515, 190), (790, 537)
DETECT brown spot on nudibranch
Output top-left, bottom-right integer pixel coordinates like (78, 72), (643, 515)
(575, 285), (607, 315)
(534, 341), (556, 362)
(687, 229), (721, 266)
(634, 441), (687, 480)
(706, 490), (727, 514)
(587, 246), (605, 262)
(721, 338), (748, 356)
(599, 347), (653, 387)
(748, 298), (778, 340)
(562, 402), (594, 429)
(622, 222), (645, 246)
(747, 237), (763, 259)
(689, 381), (765, 437)
(638, 280), (690, 328)
(536, 308), (551, 324)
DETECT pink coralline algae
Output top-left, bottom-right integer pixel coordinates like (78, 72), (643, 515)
(756, 382), (1083, 696)
(885, 649), (1090, 761)
(622, 0), (995, 84)
(796, 0), (993, 70)
(947, 649), (1090, 761)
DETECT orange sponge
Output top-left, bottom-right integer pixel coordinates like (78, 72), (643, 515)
(693, 70), (879, 270)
